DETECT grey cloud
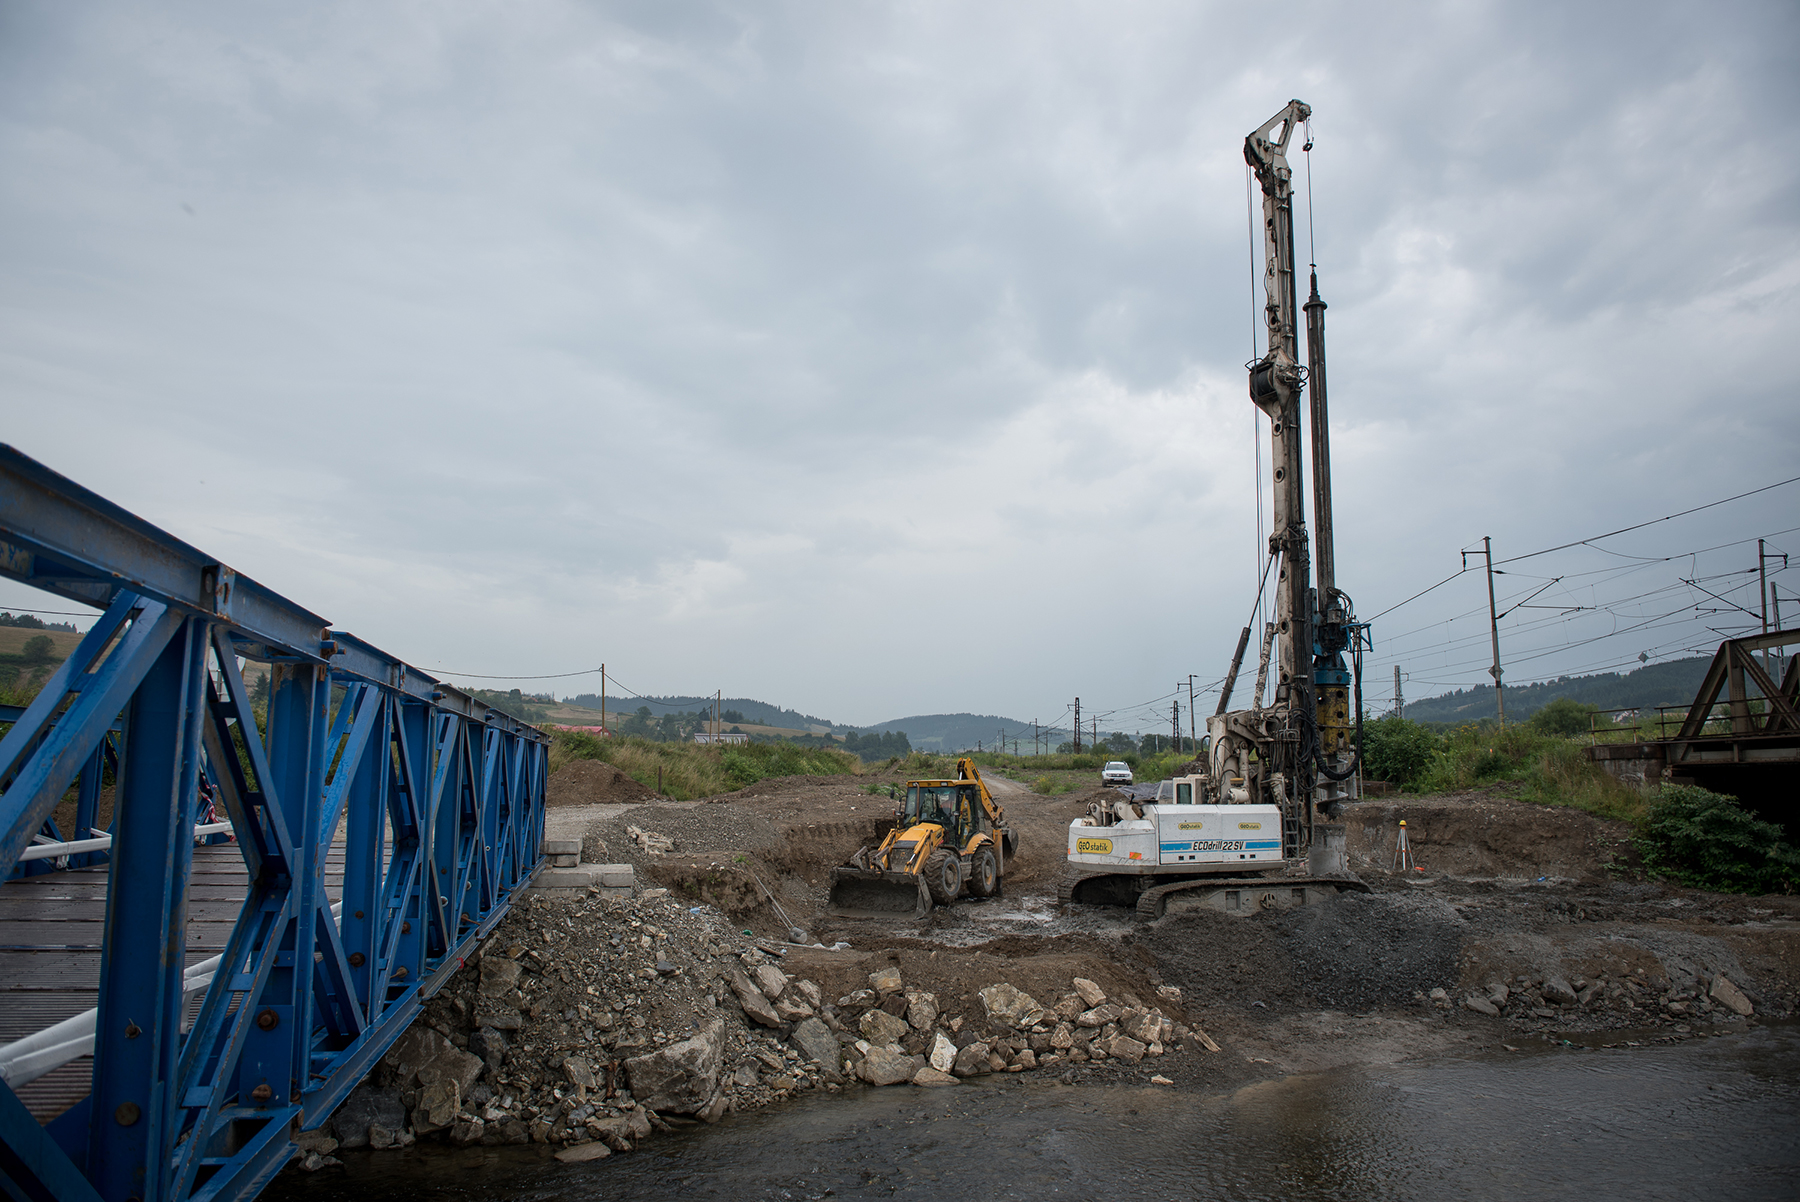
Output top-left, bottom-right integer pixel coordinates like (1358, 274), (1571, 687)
(1, 0), (1796, 724)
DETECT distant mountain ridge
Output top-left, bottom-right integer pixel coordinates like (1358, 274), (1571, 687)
(1401, 656), (1712, 725)
(862, 712), (1068, 752)
(562, 693), (834, 732)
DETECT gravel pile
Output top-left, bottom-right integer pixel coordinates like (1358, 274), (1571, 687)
(1277, 891), (1466, 1011)
(584, 804), (782, 868)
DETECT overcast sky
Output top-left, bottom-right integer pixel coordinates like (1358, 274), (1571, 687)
(3, 1), (1797, 732)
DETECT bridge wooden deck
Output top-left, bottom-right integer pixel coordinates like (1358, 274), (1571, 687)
(1, 844), (344, 1123)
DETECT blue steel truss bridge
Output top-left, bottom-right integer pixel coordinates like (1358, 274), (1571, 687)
(0, 446), (549, 1202)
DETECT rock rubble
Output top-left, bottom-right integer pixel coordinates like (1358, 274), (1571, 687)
(315, 887), (1222, 1170)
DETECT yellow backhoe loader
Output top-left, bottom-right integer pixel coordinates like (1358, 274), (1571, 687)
(828, 758), (1019, 918)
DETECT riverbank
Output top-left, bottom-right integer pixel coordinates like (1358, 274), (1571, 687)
(267, 1024), (1800, 1202)
(289, 771), (1800, 1173)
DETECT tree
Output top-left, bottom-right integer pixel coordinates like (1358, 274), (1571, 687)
(1529, 697), (1600, 737)
(20, 634), (55, 662)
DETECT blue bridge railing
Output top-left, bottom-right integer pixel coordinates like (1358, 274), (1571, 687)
(0, 445), (548, 1202)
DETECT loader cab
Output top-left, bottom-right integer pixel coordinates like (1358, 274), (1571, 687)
(903, 782), (981, 845)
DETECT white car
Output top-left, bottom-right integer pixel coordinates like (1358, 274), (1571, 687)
(1101, 761), (1133, 786)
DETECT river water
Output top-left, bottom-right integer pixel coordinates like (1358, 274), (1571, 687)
(269, 1025), (1800, 1202)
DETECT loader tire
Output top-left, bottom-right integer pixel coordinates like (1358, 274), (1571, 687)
(925, 848), (960, 905)
(969, 848), (999, 898)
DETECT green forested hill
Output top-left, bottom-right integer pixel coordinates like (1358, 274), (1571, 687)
(562, 693), (834, 732)
(864, 713), (1065, 753)
(1402, 656), (1713, 725)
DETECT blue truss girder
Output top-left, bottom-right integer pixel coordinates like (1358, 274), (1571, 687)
(0, 446), (549, 1202)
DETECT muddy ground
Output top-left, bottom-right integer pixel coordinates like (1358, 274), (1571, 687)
(542, 766), (1800, 1092)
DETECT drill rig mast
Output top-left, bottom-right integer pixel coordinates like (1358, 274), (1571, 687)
(1059, 100), (1369, 918)
(1210, 99), (1365, 853)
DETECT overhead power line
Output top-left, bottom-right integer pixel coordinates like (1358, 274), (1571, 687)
(433, 666), (603, 681)
(1494, 475), (1800, 566)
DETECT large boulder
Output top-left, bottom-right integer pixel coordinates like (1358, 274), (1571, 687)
(788, 1017), (845, 1083)
(1075, 1003), (1120, 1029)
(929, 1032), (958, 1073)
(726, 968), (782, 1027)
(752, 964), (789, 1000)
(1541, 976), (1578, 1006)
(952, 1042), (992, 1078)
(978, 983), (1045, 1029)
(476, 1006), (524, 1031)
(858, 1008), (911, 1047)
(1122, 1010), (1162, 1044)
(468, 1025), (508, 1071)
(869, 967), (903, 995)
(479, 956), (522, 997)
(384, 1027), (482, 1096)
(1072, 978), (1107, 1007)
(330, 1083), (405, 1149)
(1710, 975), (1754, 1016)
(623, 1020), (725, 1115)
(563, 1056), (597, 1093)
(775, 996), (816, 1022)
(858, 1048), (922, 1086)
(905, 991), (939, 1031)
(414, 1078), (459, 1132)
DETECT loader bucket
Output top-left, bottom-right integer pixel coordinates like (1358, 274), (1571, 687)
(827, 868), (932, 919)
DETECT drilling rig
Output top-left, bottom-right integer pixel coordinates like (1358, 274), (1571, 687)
(1062, 100), (1370, 919)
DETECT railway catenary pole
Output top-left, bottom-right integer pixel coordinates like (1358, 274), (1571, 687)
(1759, 541), (1788, 677)
(1187, 674), (1198, 748)
(1073, 698), (1081, 753)
(1395, 664), (1405, 720)
(1465, 536), (1506, 727)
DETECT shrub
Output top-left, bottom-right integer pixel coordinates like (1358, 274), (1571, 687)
(1635, 785), (1800, 894)
(1359, 717), (1441, 789)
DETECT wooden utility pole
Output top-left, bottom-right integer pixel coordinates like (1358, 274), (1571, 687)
(601, 663), (606, 733)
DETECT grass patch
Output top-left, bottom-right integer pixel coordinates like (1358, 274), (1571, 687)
(549, 731), (862, 801)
